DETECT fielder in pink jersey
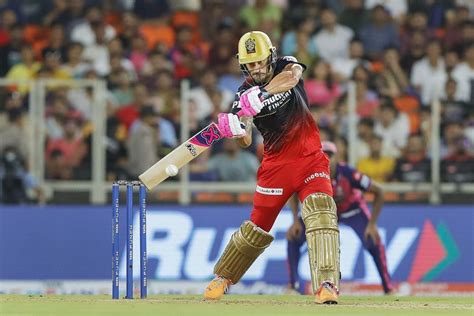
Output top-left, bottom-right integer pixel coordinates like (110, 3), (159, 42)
(287, 141), (393, 294)
(204, 31), (340, 304)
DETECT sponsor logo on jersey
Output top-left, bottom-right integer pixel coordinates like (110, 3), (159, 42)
(304, 171), (330, 184)
(256, 185), (283, 195)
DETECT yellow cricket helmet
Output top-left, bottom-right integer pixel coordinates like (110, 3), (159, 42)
(237, 31), (276, 65)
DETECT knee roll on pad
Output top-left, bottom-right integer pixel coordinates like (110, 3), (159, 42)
(214, 220), (274, 284)
(302, 193), (340, 293)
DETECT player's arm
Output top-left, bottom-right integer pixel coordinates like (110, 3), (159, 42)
(235, 116), (253, 148)
(264, 63), (303, 95)
(366, 180), (384, 225)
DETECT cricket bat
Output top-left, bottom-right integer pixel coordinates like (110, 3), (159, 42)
(139, 69), (292, 190)
(139, 122), (223, 190)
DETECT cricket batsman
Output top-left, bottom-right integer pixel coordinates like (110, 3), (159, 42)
(286, 141), (393, 294)
(204, 31), (340, 304)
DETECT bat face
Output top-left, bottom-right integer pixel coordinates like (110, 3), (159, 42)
(139, 123), (223, 190)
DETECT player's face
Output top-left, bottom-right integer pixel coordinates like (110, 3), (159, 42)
(245, 59), (271, 84)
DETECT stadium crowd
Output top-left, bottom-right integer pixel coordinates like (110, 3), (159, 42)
(0, 0), (473, 195)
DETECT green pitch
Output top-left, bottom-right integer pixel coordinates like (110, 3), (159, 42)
(1, 295), (472, 316)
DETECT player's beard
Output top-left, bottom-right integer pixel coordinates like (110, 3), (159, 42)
(244, 59), (273, 86)
(250, 67), (272, 85)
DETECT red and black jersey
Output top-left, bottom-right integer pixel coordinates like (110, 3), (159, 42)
(231, 56), (322, 163)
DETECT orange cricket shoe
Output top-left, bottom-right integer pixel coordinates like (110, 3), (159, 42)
(315, 281), (339, 304)
(203, 276), (231, 300)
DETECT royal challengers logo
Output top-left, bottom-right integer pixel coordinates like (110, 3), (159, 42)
(245, 38), (256, 54)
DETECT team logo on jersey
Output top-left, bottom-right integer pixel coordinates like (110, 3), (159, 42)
(245, 38), (256, 54)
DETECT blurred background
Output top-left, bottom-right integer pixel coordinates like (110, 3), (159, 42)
(0, 0), (473, 297)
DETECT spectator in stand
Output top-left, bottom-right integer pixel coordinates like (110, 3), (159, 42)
(116, 83), (150, 130)
(61, 42), (90, 79)
(129, 36), (149, 75)
(0, 8), (19, 41)
(207, 138), (259, 182)
(375, 47), (409, 98)
(168, 25), (205, 80)
(411, 39), (447, 106)
(111, 70), (134, 108)
(359, 5), (400, 60)
(400, 31), (426, 75)
(441, 120), (466, 159)
(42, 49), (70, 80)
(442, 135), (474, 183)
(107, 38), (137, 80)
(82, 22), (112, 76)
(0, 107), (29, 160)
(452, 42), (474, 104)
(392, 133), (431, 182)
(41, 0), (69, 27)
(365, 0), (407, 23)
(354, 118), (376, 163)
(208, 20), (238, 77)
(70, 5), (116, 47)
(42, 23), (68, 62)
(189, 68), (233, 121)
(339, 0), (371, 34)
(117, 11), (140, 52)
(46, 115), (88, 180)
(126, 105), (160, 178)
(142, 50), (173, 79)
(305, 60), (341, 107)
(281, 15), (317, 62)
(0, 23), (25, 75)
(6, 45), (41, 93)
(351, 64), (380, 118)
(400, 10), (434, 56)
(239, 0), (282, 40)
(441, 78), (468, 124)
(374, 98), (410, 157)
(218, 57), (244, 96)
(312, 7), (354, 61)
(331, 38), (370, 82)
(444, 49), (460, 75)
(357, 134), (395, 182)
(443, 6), (469, 51)
(454, 20), (474, 56)
(148, 70), (180, 127)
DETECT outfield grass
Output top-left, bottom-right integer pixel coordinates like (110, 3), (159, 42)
(0, 295), (472, 316)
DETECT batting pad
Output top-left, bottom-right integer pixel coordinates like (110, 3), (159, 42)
(214, 220), (274, 284)
(302, 193), (341, 293)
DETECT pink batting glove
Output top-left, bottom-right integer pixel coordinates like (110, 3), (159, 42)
(217, 113), (246, 138)
(237, 86), (269, 117)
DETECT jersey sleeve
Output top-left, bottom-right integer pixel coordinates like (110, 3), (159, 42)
(274, 56), (307, 73)
(347, 166), (372, 192)
(230, 91), (241, 115)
